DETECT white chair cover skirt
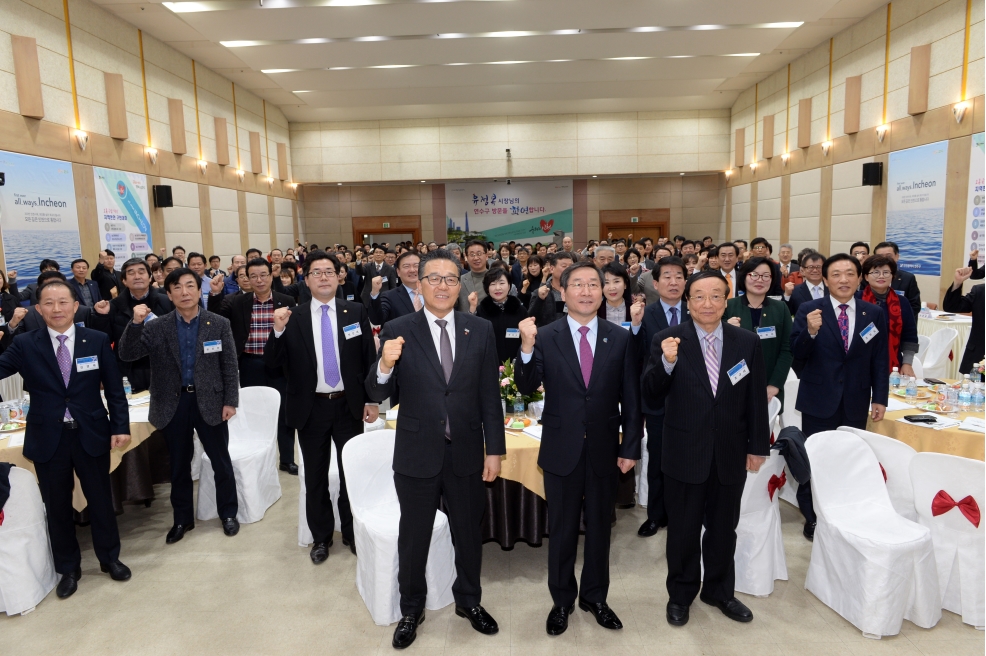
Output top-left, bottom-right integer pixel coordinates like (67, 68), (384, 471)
(842, 426), (919, 521)
(0, 467), (58, 615)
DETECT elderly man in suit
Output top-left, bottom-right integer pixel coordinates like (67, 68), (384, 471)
(642, 269), (770, 627)
(943, 265), (984, 374)
(358, 245), (397, 306)
(515, 260), (643, 636)
(118, 267), (241, 544)
(636, 256), (689, 538)
(365, 248), (505, 650)
(369, 251), (422, 326)
(0, 281), (131, 598)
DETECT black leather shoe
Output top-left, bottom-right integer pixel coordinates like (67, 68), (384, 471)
(310, 542), (329, 564)
(638, 519), (666, 537)
(701, 595), (753, 623)
(666, 601), (690, 626)
(545, 604), (574, 635)
(803, 521), (816, 542)
(56, 568), (81, 599)
(279, 462), (299, 475)
(100, 560), (131, 581)
(166, 523), (194, 544)
(455, 605), (498, 635)
(222, 517), (240, 536)
(342, 537), (357, 556)
(578, 599), (623, 630)
(392, 611), (424, 649)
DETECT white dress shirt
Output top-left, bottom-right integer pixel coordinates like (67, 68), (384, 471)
(519, 315), (598, 365)
(829, 295), (856, 349)
(48, 323), (76, 360)
(377, 307), (455, 382)
(273, 297), (344, 392)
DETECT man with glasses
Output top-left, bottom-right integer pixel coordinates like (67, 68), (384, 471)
(365, 249), (504, 649)
(208, 258), (298, 474)
(266, 251), (378, 560)
(785, 252), (826, 316)
(369, 251), (423, 326)
(642, 269), (769, 627)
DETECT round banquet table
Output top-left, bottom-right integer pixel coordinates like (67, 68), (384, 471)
(917, 312), (973, 380)
(866, 405), (984, 461)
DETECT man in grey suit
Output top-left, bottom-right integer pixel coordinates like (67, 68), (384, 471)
(118, 267), (241, 543)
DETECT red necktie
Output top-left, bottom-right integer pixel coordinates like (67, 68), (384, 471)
(931, 490), (981, 527)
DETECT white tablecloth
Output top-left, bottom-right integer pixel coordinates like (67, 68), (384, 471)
(917, 313), (973, 379)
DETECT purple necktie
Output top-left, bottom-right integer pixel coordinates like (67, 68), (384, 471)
(321, 305), (341, 387)
(704, 333), (719, 396)
(56, 335), (73, 420)
(838, 304), (850, 352)
(578, 325), (593, 388)
(669, 307), (679, 326)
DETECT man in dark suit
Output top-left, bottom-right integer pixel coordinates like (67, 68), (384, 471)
(790, 253), (889, 540)
(358, 245), (397, 306)
(110, 258), (174, 393)
(0, 281), (131, 598)
(92, 249), (122, 301)
(874, 242), (921, 317)
(784, 252), (826, 316)
(11, 271), (114, 338)
(68, 259), (101, 307)
(209, 257), (298, 474)
(514, 262), (643, 636)
(368, 251), (422, 326)
(365, 249), (505, 649)
(118, 268), (241, 543)
(942, 265), (983, 374)
(265, 251), (377, 561)
(642, 270), (770, 627)
(635, 256), (689, 538)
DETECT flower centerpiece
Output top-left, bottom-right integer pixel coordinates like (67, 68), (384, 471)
(499, 360), (544, 406)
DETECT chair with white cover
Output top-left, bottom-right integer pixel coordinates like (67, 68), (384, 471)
(767, 397), (782, 440)
(197, 386), (282, 524)
(780, 371), (801, 430)
(0, 467), (58, 615)
(635, 430), (649, 508)
(734, 451), (788, 596)
(805, 430), (940, 637)
(911, 356), (925, 381)
(341, 429), (455, 625)
(921, 328), (958, 380)
(909, 453), (985, 629)
(841, 426), (919, 521)
(917, 335), (931, 360)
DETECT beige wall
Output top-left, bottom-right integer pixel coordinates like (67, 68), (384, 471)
(300, 184), (436, 249)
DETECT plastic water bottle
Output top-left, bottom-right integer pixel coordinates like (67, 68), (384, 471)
(889, 367), (901, 390)
(958, 375), (972, 409)
(905, 377), (918, 401)
(512, 395), (525, 415)
(20, 392), (29, 418)
(972, 384), (985, 412)
(122, 377), (132, 397)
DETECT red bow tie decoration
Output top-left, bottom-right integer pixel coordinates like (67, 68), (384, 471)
(767, 471), (786, 501)
(879, 463), (887, 483)
(0, 509), (4, 526)
(931, 490), (981, 528)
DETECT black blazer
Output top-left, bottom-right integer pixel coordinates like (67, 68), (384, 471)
(786, 281), (822, 316)
(642, 321), (770, 486)
(67, 278), (101, 306)
(208, 290), (296, 355)
(364, 310), (506, 478)
(0, 327), (128, 463)
(475, 295), (528, 364)
(12, 304), (113, 339)
(109, 288), (174, 392)
(891, 269), (921, 317)
(91, 263), (122, 301)
(514, 318), (643, 478)
(358, 261), (397, 305)
(943, 283), (983, 374)
(264, 298), (375, 427)
(368, 285), (417, 326)
(636, 300), (690, 415)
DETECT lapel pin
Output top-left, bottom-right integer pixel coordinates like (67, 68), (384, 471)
(603, 337), (608, 343)
(464, 328), (470, 335)
(343, 309), (347, 313)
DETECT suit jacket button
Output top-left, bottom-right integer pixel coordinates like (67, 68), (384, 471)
(440, 419), (445, 425)
(65, 397), (69, 403)
(445, 391), (450, 396)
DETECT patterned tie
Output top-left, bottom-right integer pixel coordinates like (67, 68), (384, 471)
(838, 304), (850, 352)
(813, 285), (822, 299)
(56, 335), (73, 420)
(704, 333), (720, 396)
(321, 305), (341, 387)
(578, 326), (593, 388)
(669, 307), (679, 326)
(435, 320), (453, 440)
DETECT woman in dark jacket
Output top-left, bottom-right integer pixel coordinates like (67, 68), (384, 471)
(518, 254), (546, 307)
(475, 267), (529, 364)
(858, 254), (919, 378)
(599, 261), (635, 325)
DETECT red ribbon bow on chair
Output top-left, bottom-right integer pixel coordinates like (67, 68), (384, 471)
(767, 471), (786, 501)
(0, 509), (4, 526)
(931, 490), (981, 528)
(879, 463), (887, 482)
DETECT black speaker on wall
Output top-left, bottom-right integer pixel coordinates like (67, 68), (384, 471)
(152, 185), (173, 208)
(862, 162), (883, 186)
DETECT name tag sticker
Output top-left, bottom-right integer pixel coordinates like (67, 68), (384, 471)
(505, 328), (520, 339)
(343, 323), (362, 339)
(620, 321), (632, 330)
(75, 322), (85, 327)
(203, 340), (222, 354)
(347, 295), (355, 301)
(145, 312), (157, 323)
(895, 290), (905, 296)
(0, 316), (6, 327)
(727, 359), (750, 385)
(860, 322), (879, 344)
(756, 326), (777, 339)
(75, 355), (98, 372)
(380, 276), (388, 283)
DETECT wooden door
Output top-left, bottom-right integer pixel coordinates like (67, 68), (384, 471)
(352, 215), (422, 248)
(599, 209), (669, 243)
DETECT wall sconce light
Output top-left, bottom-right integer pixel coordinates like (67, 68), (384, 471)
(724, 169), (732, 179)
(198, 159), (208, 173)
(146, 147), (158, 165)
(876, 124), (888, 143)
(750, 161), (758, 171)
(953, 102), (968, 124)
(236, 169), (245, 181)
(781, 152), (790, 164)
(290, 182), (298, 191)
(266, 176), (274, 188)
(74, 129), (89, 151)
(821, 141), (832, 156)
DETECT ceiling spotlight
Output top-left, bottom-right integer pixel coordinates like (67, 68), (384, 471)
(146, 147), (158, 165)
(953, 102), (968, 124)
(74, 129), (89, 152)
(877, 124), (888, 143)
(821, 141), (832, 156)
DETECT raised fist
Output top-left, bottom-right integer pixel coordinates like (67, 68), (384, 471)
(9, 306), (28, 328)
(371, 275), (383, 295)
(661, 336), (681, 364)
(132, 304), (150, 323)
(630, 300), (645, 326)
(380, 336), (405, 373)
(784, 281), (794, 296)
(727, 316), (741, 327)
(468, 291), (478, 313)
(806, 308), (823, 336)
(538, 284), (550, 300)
(94, 300), (110, 315)
(273, 306), (291, 332)
(210, 273), (225, 295)
(518, 316), (538, 353)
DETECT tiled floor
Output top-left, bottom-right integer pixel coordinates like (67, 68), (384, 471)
(3, 470), (983, 655)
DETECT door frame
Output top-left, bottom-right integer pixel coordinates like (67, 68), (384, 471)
(351, 215), (422, 248)
(599, 208), (669, 244)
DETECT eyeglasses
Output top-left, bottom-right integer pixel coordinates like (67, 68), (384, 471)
(690, 294), (726, 304)
(568, 282), (601, 291)
(867, 270), (892, 279)
(746, 272), (772, 281)
(248, 272), (270, 282)
(307, 269), (336, 279)
(752, 245), (768, 252)
(423, 274), (461, 287)
(803, 265), (823, 271)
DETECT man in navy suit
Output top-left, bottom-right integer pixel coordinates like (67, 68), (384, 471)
(635, 256), (689, 538)
(368, 251), (422, 326)
(0, 281), (132, 598)
(790, 253), (889, 540)
(68, 259), (101, 307)
(784, 252), (826, 315)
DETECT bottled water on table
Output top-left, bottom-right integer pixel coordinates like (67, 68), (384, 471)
(889, 367), (901, 390)
(958, 375), (972, 409)
(122, 377), (132, 397)
(905, 377), (918, 401)
(972, 384), (985, 412)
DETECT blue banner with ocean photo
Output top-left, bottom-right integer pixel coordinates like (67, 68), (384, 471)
(886, 140), (949, 276)
(0, 150), (82, 278)
(93, 166), (153, 265)
(445, 180), (573, 244)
